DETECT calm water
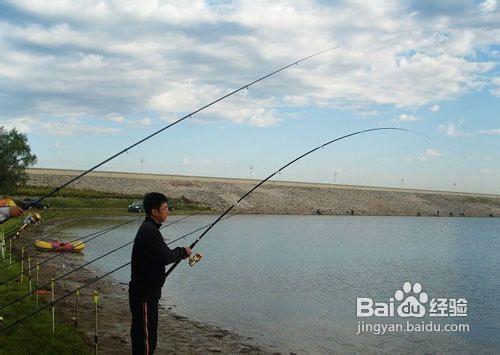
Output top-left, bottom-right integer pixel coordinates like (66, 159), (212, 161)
(58, 215), (499, 353)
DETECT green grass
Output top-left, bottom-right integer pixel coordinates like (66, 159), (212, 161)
(0, 253), (91, 354)
(15, 185), (142, 200)
(0, 184), (212, 353)
(13, 185), (211, 215)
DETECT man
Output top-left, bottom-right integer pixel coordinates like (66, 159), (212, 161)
(0, 197), (23, 223)
(129, 192), (191, 354)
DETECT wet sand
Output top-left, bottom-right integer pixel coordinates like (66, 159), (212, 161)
(12, 219), (264, 354)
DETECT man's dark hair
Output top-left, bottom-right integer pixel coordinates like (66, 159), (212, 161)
(143, 192), (168, 216)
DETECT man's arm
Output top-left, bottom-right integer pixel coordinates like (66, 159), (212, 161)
(0, 206), (23, 223)
(142, 230), (187, 265)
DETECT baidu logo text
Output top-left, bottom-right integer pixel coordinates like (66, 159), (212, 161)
(357, 281), (467, 318)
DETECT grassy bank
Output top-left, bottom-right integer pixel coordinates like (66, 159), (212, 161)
(13, 185), (211, 214)
(0, 185), (212, 353)
(0, 251), (91, 354)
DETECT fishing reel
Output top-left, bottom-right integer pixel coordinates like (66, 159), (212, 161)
(23, 213), (42, 226)
(188, 252), (203, 267)
(15, 213), (42, 238)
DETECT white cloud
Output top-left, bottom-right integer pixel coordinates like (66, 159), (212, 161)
(39, 120), (121, 136)
(182, 157), (211, 167)
(0, 0), (498, 127)
(418, 148), (442, 161)
(150, 81), (280, 126)
(358, 110), (379, 117)
(424, 149), (442, 158)
(478, 128), (500, 135)
(0, 116), (37, 133)
(106, 115), (125, 123)
(404, 148), (443, 162)
(248, 108), (280, 127)
(481, 0), (497, 13)
(430, 104), (440, 113)
(130, 118), (153, 127)
(491, 77), (500, 96)
(392, 113), (421, 123)
(283, 95), (311, 106)
(0, 116), (120, 136)
(438, 123), (471, 137)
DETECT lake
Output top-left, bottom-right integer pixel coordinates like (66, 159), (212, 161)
(62, 215), (499, 353)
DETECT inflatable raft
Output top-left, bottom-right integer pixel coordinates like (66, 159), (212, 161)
(34, 240), (85, 252)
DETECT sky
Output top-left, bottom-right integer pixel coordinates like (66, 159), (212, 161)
(0, 0), (498, 194)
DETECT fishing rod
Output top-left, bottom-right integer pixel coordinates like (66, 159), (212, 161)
(0, 215), (96, 271)
(0, 207), (208, 285)
(0, 214), (236, 333)
(0, 214), (234, 330)
(0, 216), (142, 284)
(0, 261), (130, 334)
(23, 47), (335, 210)
(164, 127), (426, 279)
(0, 213), (237, 333)
(0, 206), (210, 282)
(0, 209), (213, 310)
(0, 215), (142, 273)
(0, 127), (426, 333)
(5, 209), (60, 240)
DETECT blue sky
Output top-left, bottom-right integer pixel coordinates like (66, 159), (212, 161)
(0, 0), (498, 194)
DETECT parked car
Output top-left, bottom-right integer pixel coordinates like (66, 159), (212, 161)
(20, 198), (49, 210)
(128, 201), (144, 213)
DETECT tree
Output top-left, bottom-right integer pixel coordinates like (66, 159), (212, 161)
(0, 127), (37, 194)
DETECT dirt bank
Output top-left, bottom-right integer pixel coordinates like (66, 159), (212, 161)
(11, 218), (263, 354)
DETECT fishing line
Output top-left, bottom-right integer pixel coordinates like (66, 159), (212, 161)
(0, 127), (426, 332)
(0, 206), (210, 283)
(0, 213), (236, 333)
(0, 209), (210, 309)
(0, 214), (235, 332)
(0, 216), (142, 274)
(0, 215), (96, 271)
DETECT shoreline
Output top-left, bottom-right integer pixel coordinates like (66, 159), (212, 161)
(12, 215), (264, 354)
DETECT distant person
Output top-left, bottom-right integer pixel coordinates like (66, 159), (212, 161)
(0, 197), (23, 223)
(129, 192), (191, 355)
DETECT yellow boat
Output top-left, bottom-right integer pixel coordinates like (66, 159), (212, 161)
(34, 240), (85, 252)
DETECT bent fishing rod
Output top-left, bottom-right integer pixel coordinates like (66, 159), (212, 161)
(0, 209), (210, 310)
(0, 214), (234, 331)
(24, 47), (336, 210)
(0, 215), (142, 272)
(0, 217), (142, 283)
(0, 208), (209, 286)
(0, 127), (426, 333)
(0, 215), (96, 271)
(5, 209), (61, 240)
(164, 127), (426, 279)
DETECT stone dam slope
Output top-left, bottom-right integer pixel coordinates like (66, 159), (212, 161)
(27, 168), (500, 217)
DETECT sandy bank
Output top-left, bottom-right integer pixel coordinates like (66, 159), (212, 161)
(9, 218), (263, 354)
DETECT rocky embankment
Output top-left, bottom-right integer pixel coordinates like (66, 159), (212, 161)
(27, 168), (500, 217)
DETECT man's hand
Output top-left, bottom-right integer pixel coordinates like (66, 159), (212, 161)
(9, 206), (23, 218)
(183, 247), (192, 259)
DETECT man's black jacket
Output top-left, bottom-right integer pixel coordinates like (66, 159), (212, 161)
(129, 216), (186, 296)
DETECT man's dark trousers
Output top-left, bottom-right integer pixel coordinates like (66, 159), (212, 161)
(129, 288), (160, 355)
